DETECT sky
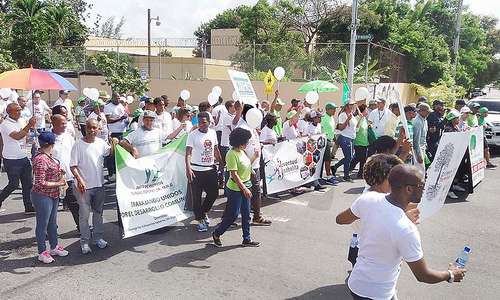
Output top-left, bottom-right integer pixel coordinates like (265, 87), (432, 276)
(86, 0), (500, 39)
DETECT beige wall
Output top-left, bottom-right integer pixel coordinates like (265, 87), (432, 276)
(55, 75), (416, 110)
(210, 29), (241, 61)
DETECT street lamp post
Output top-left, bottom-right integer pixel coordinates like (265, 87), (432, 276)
(347, 0), (359, 100)
(147, 8), (160, 78)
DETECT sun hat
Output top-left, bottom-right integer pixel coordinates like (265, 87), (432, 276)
(446, 110), (461, 121)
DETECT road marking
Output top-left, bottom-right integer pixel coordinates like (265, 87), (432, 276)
(283, 199), (308, 206)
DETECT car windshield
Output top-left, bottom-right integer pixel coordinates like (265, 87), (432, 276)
(472, 100), (500, 113)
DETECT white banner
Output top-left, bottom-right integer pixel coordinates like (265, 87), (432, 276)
(228, 69), (258, 105)
(469, 126), (485, 187)
(115, 136), (192, 238)
(262, 134), (327, 194)
(418, 132), (470, 220)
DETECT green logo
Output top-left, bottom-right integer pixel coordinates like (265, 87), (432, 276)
(470, 135), (477, 150)
(144, 168), (161, 184)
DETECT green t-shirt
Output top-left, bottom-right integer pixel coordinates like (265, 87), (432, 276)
(395, 120), (414, 143)
(354, 117), (369, 147)
(271, 110), (283, 137)
(467, 115), (478, 127)
(478, 116), (486, 126)
(225, 149), (252, 192)
(321, 114), (336, 141)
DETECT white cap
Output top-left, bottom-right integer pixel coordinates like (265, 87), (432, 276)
(460, 106), (471, 114)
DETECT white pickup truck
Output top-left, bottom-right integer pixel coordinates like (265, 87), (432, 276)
(469, 97), (500, 147)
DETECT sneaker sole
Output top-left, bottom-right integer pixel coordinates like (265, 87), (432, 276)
(38, 257), (54, 264)
(241, 243), (260, 247)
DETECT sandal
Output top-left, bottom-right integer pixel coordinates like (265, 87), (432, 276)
(252, 217), (272, 226)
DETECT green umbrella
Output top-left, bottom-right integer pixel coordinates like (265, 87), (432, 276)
(298, 80), (339, 93)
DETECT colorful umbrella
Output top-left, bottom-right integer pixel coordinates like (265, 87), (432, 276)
(0, 67), (76, 91)
(298, 80), (339, 93)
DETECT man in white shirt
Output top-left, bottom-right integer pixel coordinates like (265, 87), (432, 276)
(153, 97), (173, 142)
(219, 100), (235, 186)
(185, 112), (222, 232)
(70, 118), (114, 254)
(51, 114), (79, 231)
(212, 98), (227, 144)
(368, 98), (390, 138)
(87, 101), (108, 141)
(104, 93), (128, 180)
(18, 96), (32, 126)
(336, 165), (466, 299)
(53, 90), (74, 122)
(233, 103), (272, 225)
(0, 103), (36, 213)
(120, 111), (164, 158)
(28, 92), (51, 132)
(52, 104), (76, 138)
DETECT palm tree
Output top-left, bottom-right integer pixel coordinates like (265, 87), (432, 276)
(44, 3), (72, 45)
(8, 0), (45, 21)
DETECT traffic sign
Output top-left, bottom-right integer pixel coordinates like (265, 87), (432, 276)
(263, 70), (276, 95)
(356, 34), (373, 41)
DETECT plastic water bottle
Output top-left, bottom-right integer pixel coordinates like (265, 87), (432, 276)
(454, 246), (471, 268)
(350, 233), (359, 248)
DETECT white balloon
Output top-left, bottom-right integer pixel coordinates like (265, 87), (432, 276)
(208, 92), (219, 106)
(212, 86), (222, 97)
(245, 97), (258, 106)
(126, 95), (134, 104)
(305, 91), (319, 105)
(274, 67), (285, 81)
(82, 88), (91, 98)
(232, 90), (239, 102)
(355, 87), (370, 102)
(246, 108), (263, 129)
(0, 88), (12, 99)
(180, 89), (190, 101)
(89, 88), (99, 101)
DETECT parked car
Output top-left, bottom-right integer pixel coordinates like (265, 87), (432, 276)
(469, 97), (500, 147)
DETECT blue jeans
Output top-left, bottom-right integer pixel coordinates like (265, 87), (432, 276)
(74, 186), (105, 245)
(338, 135), (353, 178)
(214, 189), (251, 241)
(0, 157), (33, 210)
(31, 192), (58, 254)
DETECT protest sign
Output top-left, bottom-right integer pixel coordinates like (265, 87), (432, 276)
(469, 126), (485, 187)
(228, 69), (258, 105)
(418, 131), (469, 220)
(264, 70), (276, 95)
(115, 135), (192, 238)
(262, 134), (327, 194)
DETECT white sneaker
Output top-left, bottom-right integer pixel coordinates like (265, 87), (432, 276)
(452, 184), (466, 192)
(81, 243), (92, 254)
(38, 250), (55, 264)
(50, 245), (69, 257)
(447, 191), (459, 199)
(95, 238), (108, 249)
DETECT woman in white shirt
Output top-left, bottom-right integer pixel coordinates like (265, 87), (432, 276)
(333, 102), (358, 181)
(171, 108), (193, 139)
(259, 114), (278, 145)
(283, 110), (301, 140)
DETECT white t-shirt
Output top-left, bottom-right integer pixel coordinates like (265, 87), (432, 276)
(19, 106), (32, 127)
(70, 138), (111, 189)
(53, 98), (74, 121)
(186, 128), (218, 171)
(235, 119), (260, 169)
(88, 111), (109, 141)
(348, 192), (423, 299)
(259, 126), (277, 144)
(28, 100), (50, 129)
(368, 108), (391, 138)
(305, 122), (322, 136)
(212, 104), (227, 131)
(0, 117), (27, 159)
(283, 121), (299, 140)
(124, 126), (163, 158)
(155, 111), (173, 137)
(221, 112), (234, 147)
(297, 119), (308, 134)
(52, 130), (75, 181)
(171, 118), (193, 139)
(103, 102), (127, 133)
(0, 100), (10, 118)
(338, 112), (358, 139)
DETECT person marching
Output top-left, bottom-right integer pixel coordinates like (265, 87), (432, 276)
(120, 111), (165, 158)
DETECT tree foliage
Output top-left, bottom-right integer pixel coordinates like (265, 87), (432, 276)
(91, 15), (125, 39)
(88, 52), (148, 96)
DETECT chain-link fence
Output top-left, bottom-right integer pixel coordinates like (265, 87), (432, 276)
(44, 38), (407, 83)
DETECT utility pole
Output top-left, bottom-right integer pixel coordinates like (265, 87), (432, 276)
(452, 0), (464, 78)
(347, 0), (359, 100)
(147, 8), (151, 78)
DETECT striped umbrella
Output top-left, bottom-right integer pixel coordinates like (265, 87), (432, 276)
(0, 67), (76, 91)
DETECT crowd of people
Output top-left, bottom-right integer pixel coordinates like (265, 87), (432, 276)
(0, 87), (494, 281)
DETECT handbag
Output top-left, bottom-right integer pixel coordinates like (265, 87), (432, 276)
(367, 126), (377, 145)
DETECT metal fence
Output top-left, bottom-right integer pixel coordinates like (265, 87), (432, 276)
(44, 38), (407, 83)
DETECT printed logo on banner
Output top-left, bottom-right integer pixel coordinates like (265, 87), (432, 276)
(144, 168), (161, 185)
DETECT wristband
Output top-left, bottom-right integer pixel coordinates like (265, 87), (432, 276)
(447, 270), (454, 283)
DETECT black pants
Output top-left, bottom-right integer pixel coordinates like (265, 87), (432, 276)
(106, 132), (124, 176)
(350, 145), (368, 176)
(350, 290), (397, 300)
(250, 168), (262, 219)
(63, 181), (79, 230)
(191, 168), (219, 220)
(0, 157), (33, 210)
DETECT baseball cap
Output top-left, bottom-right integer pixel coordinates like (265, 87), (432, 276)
(446, 110), (461, 121)
(460, 106), (471, 114)
(139, 95), (151, 102)
(368, 99), (377, 105)
(276, 98), (285, 106)
(325, 102), (337, 110)
(479, 107), (488, 114)
(143, 110), (156, 119)
(38, 131), (56, 147)
(432, 99), (444, 107)
(404, 105), (417, 113)
(310, 111), (323, 118)
(59, 90), (69, 95)
(77, 96), (86, 103)
(417, 102), (432, 111)
(471, 102), (480, 108)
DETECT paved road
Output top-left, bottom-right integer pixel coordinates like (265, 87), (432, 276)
(1, 153), (499, 299)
